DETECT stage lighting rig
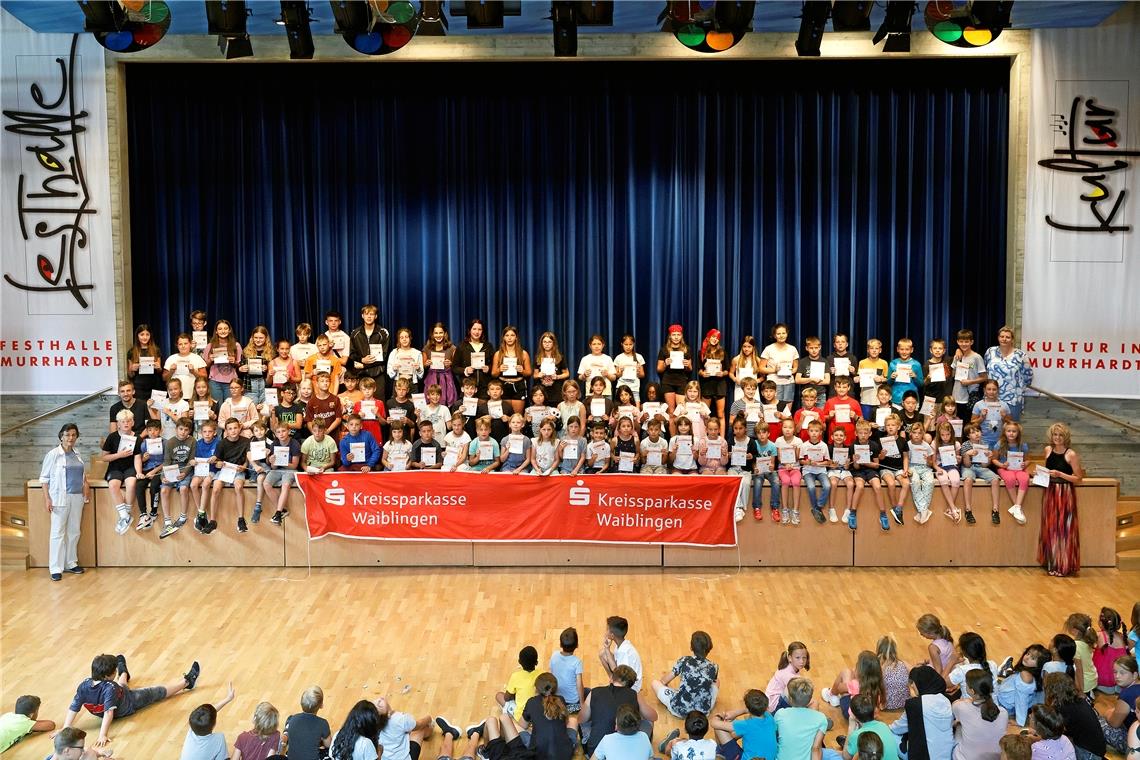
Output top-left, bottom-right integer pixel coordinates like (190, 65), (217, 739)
(418, 0), (449, 35)
(206, 0), (253, 59)
(277, 1), (315, 58)
(551, 1), (576, 56)
(831, 0), (871, 31)
(795, 0), (830, 56)
(452, 0), (522, 29)
(872, 0), (917, 52)
(77, 0), (172, 52)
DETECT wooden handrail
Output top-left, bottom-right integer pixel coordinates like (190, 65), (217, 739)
(1029, 385), (1140, 436)
(0, 387), (113, 437)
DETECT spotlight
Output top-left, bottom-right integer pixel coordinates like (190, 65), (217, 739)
(418, 0), (449, 35)
(872, 0), (917, 52)
(831, 0), (872, 31)
(77, 0), (126, 32)
(795, 0), (830, 56)
(329, 0), (421, 55)
(205, 0), (253, 58)
(77, 0), (172, 52)
(279, 1), (315, 59)
(924, 0), (1012, 48)
(551, 1), (576, 56)
(575, 0), (612, 25)
(665, 1), (753, 54)
(464, 0), (501, 28)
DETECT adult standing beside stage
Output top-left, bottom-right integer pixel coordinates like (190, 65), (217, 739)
(452, 318), (494, 398)
(350, 304), (391, 401)
(983, 326), (1033, 421)
(1038, 423), (1083, 578)
(39, 423), (90, 582)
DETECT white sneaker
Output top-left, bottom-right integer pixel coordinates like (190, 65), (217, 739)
(791, 510), (801, 526)
(828, 507), (838, 523)
(916, 509), (931, 524)
(840, 508), (851, 524)
(1008, 505), (1027, 525)
(735, 507), (745, 523)
(821, 687), (842, 707)
(115, 510), (131, 535)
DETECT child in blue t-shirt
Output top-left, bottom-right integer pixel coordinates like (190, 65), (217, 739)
(888, 338), (924, 406)
(549, 627), (585, 713)
(752, 424), (780, 521)
(133, 418), (166, 530)
(190, 421), (220, 533)
(710, 689), (777, 760)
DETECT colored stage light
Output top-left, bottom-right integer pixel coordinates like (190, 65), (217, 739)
(665, 1), (754, 54)
(79, 0), (172, 53)
(330, 0), (422, 55)
(924, 1), (1012, 48)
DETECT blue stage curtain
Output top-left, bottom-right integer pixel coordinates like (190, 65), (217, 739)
(127, 59), (1008, 363)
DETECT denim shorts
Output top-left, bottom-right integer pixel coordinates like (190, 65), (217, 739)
(161, 473), (193, 489)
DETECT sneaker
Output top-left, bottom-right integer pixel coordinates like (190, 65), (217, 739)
(998, 656), (1015, 677)
(149, 507), (158, 519)
(753, 507), (763, 521)
(890, 505), (904, 525)
(435, 717), (460, 740)
(658, 729), (681, 753)
(205, 520), (218, 534)
(771, 508), (782, 523)
(847, 509), (857, 531)
(175, 512), (188, 528)
(991, 510), (1001, 525)
(791, 510), (801, 526)
(116, 654), (130, 681)
(465, 722), (486, 739)
(781, 508), (791, 524)
(115, 510), (131, 535)
(138, 513), (155, 530)
(879, 513), (890, 531)
(476, 747), (489, 760)
(194, 512), (207, 533)
(828, 507), (838, 523)
(821, 687), (842, 707)
(1008, 505), (1026, 525)
(65, 565), (85, 574)
(184, 661), (201, 690)
(237, 517), (248, 533)
(965, 509), (977, 525)
(840, 508), (850, 524)
(159, 521), (179, 539)
(811, 508), (825, 524)
(50, 573), (62, 581)
(280, 508), (289, 519)
(251, 503), (262, 524)
(916, 509), (931, 525)
(271, 510), (284, 525)
(735, 507), (745, 523)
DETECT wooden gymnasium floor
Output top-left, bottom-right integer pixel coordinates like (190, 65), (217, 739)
(2, 565), (1138, 759)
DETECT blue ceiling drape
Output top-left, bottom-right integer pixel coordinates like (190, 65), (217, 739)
(127, 58), (1008, 362)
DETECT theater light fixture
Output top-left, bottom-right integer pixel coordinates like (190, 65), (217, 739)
(831, 0), (871, 31)
(872, 0), (917, 52)
(329, 0), (421, 55)
(925, 0), (1014, 48)
(551, 1), (577, 57)
(278, 1), (315, 59)
(205, 0), (253, 59)
(452, 0), (522, 29)
(575, 0), (613, 26)
(663, 1), (755, 54)
(795, 0), (830, 56)
(418, 0), (449, 35)
(77, 0), (172, 52)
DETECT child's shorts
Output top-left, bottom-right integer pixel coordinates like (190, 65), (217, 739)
(852, 469), (880, 483)
(641, 464), (668, 475)
(498, 380), (527, 400)
(264, 469), (296, 488)
(828, 469), (852, 481)
(777, 469), (802, 487)
(161, 474), (193, 490)
(105, 468), (135, 483)
(963, 465), (999, 482)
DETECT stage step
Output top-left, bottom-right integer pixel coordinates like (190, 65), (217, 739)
(1118, 549), (1140, 571)
(0, 498), (29, 568)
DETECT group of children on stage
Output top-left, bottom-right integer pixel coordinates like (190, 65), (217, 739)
(105, 311), (1071, 537)
(13, 606), (1140, 760)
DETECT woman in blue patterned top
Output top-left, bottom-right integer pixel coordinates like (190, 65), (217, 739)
(984, 326), (1034, 421)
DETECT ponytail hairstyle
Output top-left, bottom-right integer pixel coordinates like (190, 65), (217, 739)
(966, 670), (1000, 722)
(854, 650), (884, 709)
(876, 636), (900, 666)
(958, 632), (992, 681)
(1099, 607), (1123, 651)
(778, 641), (810, 672)
(1051, 634), (1077, 678)
(535, 672), (568, 722)
(916, 613), (952, 642)
(1065, 613), (1098, 649)
(857, 732), (884, 760)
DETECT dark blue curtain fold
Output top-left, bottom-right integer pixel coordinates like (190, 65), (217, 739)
(127, 58), (1008, 360)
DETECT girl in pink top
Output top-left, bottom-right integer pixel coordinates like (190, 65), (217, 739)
(918, 613), (957, 682)
(765, 641), (810, 710)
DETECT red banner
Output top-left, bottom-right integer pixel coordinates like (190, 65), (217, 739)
(295, 472), (740, 546)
